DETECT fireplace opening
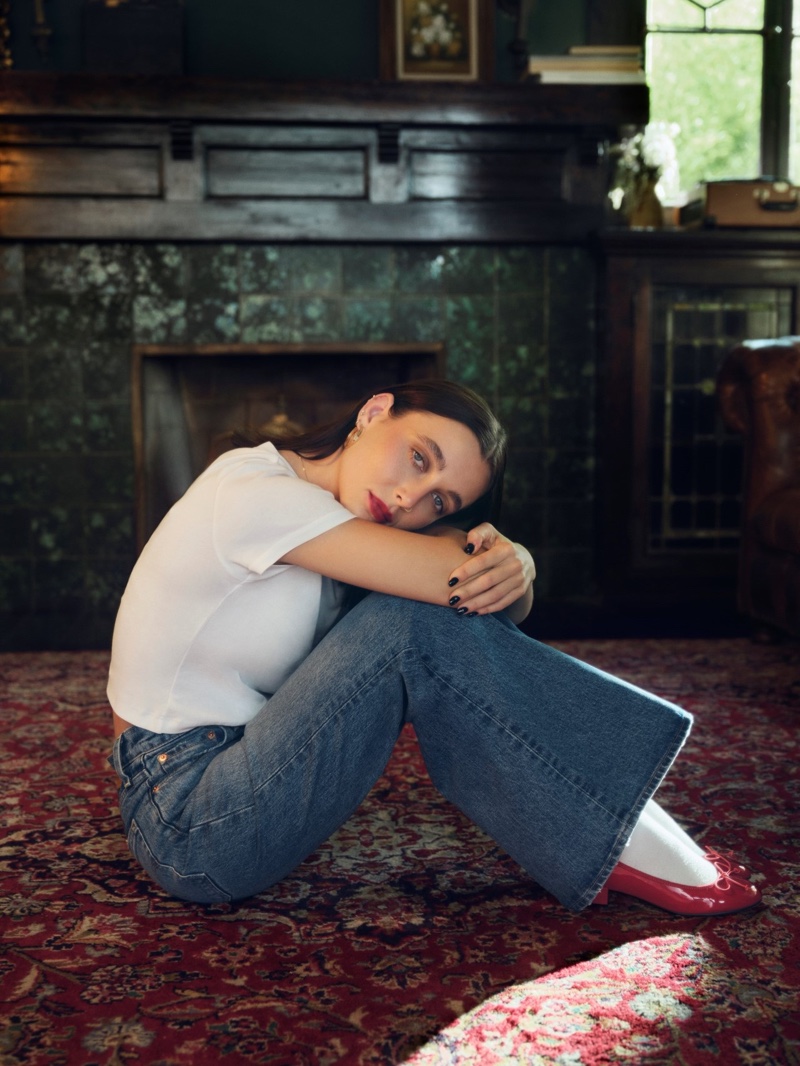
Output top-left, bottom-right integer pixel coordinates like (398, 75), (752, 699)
(132, 342), (446, 549)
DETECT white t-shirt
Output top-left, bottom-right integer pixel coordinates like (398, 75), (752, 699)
(107, 443), (355, 733)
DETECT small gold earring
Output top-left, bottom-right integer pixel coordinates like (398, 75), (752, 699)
(350, 425), (362, 444)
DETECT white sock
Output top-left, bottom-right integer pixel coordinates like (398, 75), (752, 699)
(622, 806), (717, 887)
(642, 798), (706, 857)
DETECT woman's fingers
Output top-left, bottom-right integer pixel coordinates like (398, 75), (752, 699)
(448, 555), (526, 614)
(459, 578), (521, 614)
(446, 531), (536, 616)
(462, 522), (498, 557)
(454, 544), (516, 584)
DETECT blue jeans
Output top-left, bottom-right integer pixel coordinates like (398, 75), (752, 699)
(109, 594), (691, 911)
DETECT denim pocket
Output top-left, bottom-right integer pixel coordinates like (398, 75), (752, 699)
(143, 725), (237, 828)
(110, 724), (166, 788)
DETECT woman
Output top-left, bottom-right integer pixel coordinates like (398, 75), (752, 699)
(108, 380), (760, 915)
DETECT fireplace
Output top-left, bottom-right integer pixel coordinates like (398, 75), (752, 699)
(132, 342), (445, 549)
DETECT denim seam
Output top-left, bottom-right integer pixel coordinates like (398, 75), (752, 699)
(129, 818), (233, 903)
(418, 653), (625, 825)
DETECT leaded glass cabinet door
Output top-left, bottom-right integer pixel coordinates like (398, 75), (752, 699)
(600, 232), (800, 621)
(648, 285), (792, 556)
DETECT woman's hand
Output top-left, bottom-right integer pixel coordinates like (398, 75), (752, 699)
(446, 523), (536, 622)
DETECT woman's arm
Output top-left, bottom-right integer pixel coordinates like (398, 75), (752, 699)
(280, 519), (535, 619)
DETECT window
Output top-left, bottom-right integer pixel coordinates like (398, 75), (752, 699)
(645, 0), (797, 192)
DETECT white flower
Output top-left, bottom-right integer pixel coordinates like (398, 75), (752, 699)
(641, 121), (679, 171)
(610, 121), (682, 208)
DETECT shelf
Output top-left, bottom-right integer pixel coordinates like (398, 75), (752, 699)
(0, 71), (649, 128)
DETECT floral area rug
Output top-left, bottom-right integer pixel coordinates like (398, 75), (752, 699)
(1, 639), (798, 1065)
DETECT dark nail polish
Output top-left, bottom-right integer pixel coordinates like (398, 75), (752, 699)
(449, 595), (460, 606)
(456, 606), (468, 615)
(464, 543), (475, 554)
(448, 577), (459, 587)
(467, 611), (478, 617)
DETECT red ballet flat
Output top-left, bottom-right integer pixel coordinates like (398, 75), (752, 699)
(593, 861), (762, 916)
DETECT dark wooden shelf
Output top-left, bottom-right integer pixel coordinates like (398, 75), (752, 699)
(599, 225), (800, 254)
(0, 71), (649, 128)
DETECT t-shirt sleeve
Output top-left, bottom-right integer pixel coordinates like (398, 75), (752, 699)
(212, 458), (355, 575)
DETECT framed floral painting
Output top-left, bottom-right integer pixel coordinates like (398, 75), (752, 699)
(379, 0), (494, 83)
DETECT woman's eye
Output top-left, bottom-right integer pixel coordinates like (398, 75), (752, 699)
(412, 449), (425, 470)
(432, 493), (444, 514)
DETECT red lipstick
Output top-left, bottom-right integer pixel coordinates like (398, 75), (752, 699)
(368, 492), (391, 524)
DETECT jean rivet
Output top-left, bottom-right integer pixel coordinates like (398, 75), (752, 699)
(207, 731), (216, 740)
(157, 753), (168, 763)
(153, 784), (160, 793)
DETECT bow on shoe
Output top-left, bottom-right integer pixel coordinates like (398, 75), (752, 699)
(704, 847), (751, 881)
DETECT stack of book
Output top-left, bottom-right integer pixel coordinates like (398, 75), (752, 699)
(523, 45), (645, 85)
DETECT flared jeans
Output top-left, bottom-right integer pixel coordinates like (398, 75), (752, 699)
(110, 594), (692, 911)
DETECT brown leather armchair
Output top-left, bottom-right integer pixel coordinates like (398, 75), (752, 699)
(717, 337), (800, 639)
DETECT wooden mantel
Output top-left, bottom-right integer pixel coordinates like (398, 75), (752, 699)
(0, 73), (648, 243)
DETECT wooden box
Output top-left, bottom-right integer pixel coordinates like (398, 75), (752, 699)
(681, 180), (800, 229)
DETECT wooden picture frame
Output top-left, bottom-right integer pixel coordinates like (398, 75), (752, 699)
(379, 0), (494, 83)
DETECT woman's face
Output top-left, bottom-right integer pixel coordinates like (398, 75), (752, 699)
(336, 395), (492, 530)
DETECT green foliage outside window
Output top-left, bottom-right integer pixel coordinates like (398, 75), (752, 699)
(646, 0), (798, 193)
(647, 32), (762, 193)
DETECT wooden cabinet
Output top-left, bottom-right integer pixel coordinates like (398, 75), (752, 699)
(598, 229), (800, 615)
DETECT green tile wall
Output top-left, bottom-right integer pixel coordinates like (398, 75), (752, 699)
(0, 242), (597, 649)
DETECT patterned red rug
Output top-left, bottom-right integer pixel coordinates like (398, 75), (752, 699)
(1, 639), (798, 1065)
